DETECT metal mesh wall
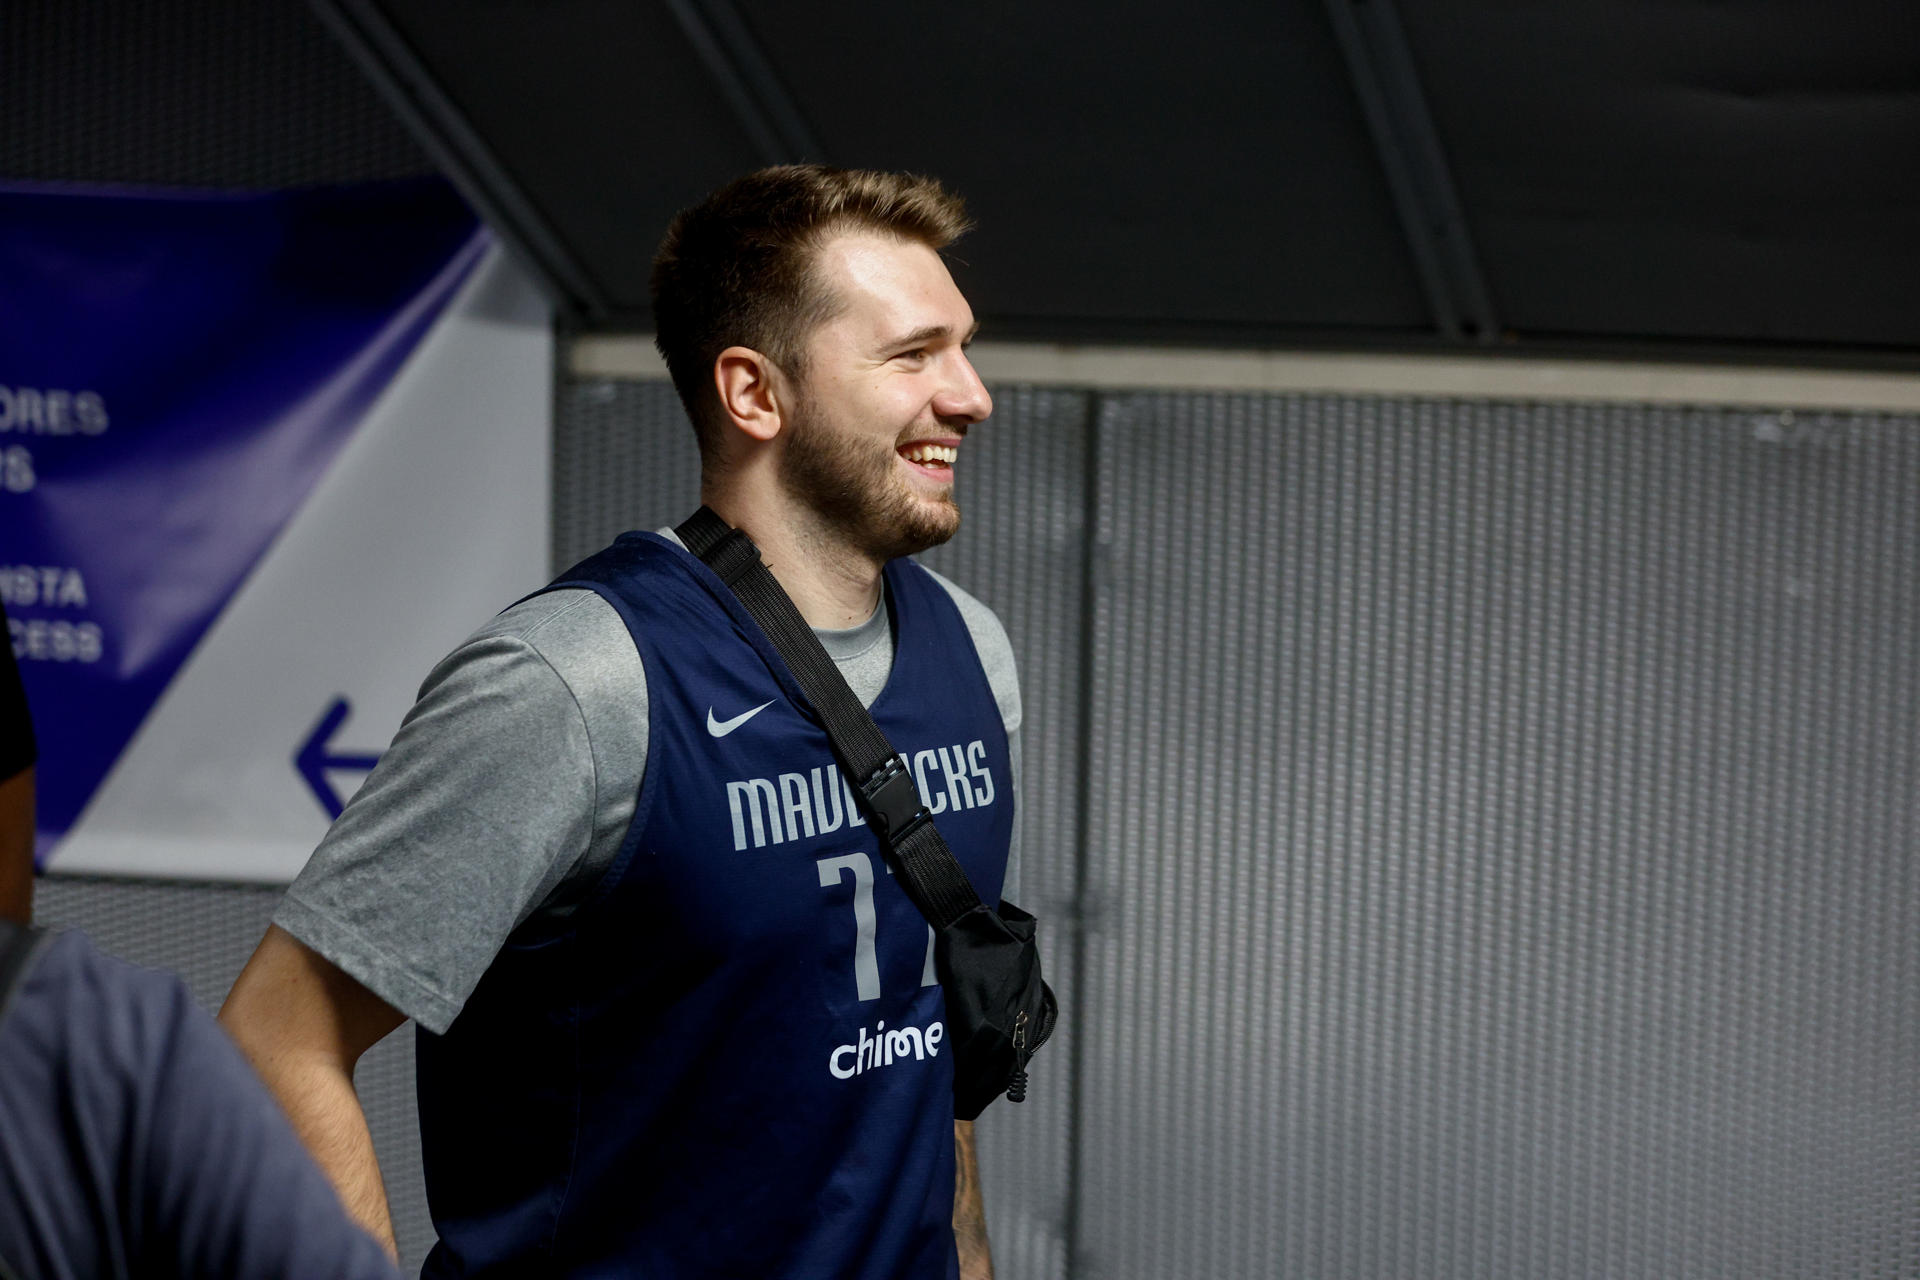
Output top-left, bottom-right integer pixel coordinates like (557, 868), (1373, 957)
(1077, 393), (1919, 1280)
(553, 378), (706, 566)
(1, 0), (431, 187)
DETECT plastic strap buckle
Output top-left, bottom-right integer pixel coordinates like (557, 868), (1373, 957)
(861, 756), (929, 844)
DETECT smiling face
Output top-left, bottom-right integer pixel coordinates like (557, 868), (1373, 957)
(776, 230), (993, 562)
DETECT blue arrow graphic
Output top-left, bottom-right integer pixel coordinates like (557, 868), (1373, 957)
(295, 696), (383, 820)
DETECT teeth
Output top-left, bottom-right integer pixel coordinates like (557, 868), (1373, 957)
(901, 444), (958, 465)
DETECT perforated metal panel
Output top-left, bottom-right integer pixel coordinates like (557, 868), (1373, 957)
(2, 0), (430, 188)
(552, 377), (705, 568)
(1076, 393), (1920, 1280)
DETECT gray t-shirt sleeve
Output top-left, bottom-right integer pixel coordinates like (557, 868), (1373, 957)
(922, 566), (1025, 904)
(278, 556), (1027, 1034)
(275, 590), (646, 1033)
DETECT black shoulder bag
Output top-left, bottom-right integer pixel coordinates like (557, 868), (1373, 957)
(676, 508), (1057, 1120)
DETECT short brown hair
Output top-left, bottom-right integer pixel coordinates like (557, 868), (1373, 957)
(650, 165), (972, 460)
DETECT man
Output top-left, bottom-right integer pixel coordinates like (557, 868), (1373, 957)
(221, 166), (1020, 1278)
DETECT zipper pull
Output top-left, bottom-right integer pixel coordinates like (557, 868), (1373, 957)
(1008, 1010), (1031, 1104)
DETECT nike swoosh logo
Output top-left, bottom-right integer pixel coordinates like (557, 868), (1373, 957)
(707, 700), (776, 737)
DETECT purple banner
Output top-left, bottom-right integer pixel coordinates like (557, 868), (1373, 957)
(0, 179), (482, 860)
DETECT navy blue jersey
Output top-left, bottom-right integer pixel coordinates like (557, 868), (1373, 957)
(417, 533), (1014, 1278)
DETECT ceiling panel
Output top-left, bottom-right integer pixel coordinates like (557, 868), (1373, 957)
(372, 0), (766, 314)
(737, 1), (1432, 339)
(291, 0), (1920, 362)
(1398, 0), (1920, 351)
(339, 0), (1434, 337)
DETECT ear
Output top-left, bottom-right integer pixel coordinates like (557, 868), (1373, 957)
(713, 347), (787, 444)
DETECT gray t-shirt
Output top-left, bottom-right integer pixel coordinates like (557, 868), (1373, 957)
(275, 547), (1021, 1035)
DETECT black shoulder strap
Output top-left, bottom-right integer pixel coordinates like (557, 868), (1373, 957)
(0, 917), (49, 1032)
(676, 507), (986, 929)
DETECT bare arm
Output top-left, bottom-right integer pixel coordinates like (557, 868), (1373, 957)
(0, 766), (31, 924)
(954, 1119), (993, 1280)
(219, 924), (406, 1257)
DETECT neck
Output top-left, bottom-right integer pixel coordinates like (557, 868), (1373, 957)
(702, 486), (884, 629)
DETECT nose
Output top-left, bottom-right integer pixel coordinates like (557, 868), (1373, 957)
(935, 349), (993, 426)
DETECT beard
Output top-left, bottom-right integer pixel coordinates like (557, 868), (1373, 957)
(778, 392), (961, 562)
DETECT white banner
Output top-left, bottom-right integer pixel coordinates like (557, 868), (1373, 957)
(49, 244), (552, 881)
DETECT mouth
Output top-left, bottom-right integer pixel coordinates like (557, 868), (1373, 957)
(897, 439), (960, 480)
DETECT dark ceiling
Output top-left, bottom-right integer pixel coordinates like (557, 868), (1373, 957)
(315, 0), (1920, 366)
(10, 2), (1917, 367)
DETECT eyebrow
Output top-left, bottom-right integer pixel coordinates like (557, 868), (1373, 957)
(883, 321), (981, 351)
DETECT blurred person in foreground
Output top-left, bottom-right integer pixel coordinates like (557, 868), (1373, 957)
(222, 166), (1023, 1278)
(0, 925), (402, 1279)
(0, 598), (398, 1278)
